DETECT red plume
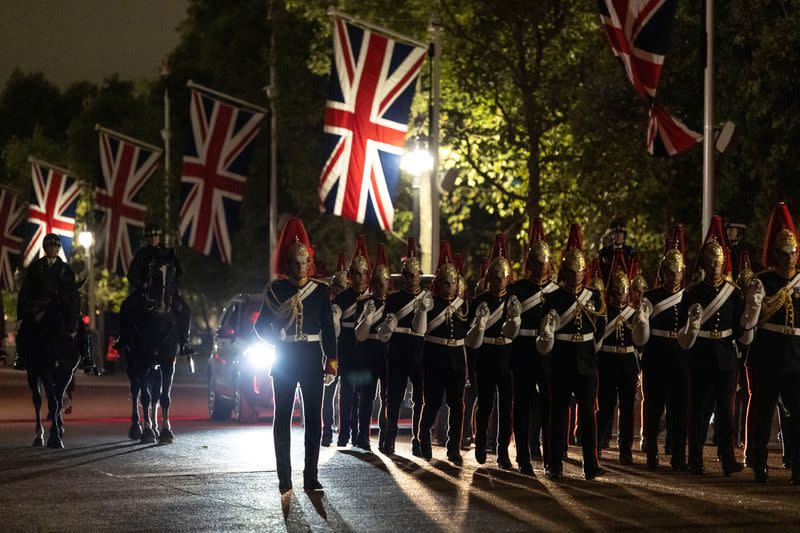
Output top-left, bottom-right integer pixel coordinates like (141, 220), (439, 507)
(453, 252), (466, 277)
(479, 256), (491, 278)
(629, 256), (640, 281)
(529, 217), (546, 245)
(336, 252), (348, 272)
(606, 247), (629, 288)
(561, 223), (584, 260)
(273, 217), (315, 277)
(374, 243), (390, 270)
(695, 215), (732, 276)
(406, 236), (418, 260)
(436, 240), (454, 271)
(761, 202), (799, 268)
(351, 234), (372, 272)
(488, 233), (509, 265)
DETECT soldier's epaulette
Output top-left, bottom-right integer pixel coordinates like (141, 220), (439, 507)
(310, 277), (330, 287)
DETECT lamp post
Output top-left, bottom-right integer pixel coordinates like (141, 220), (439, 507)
(78, 231), (95, 332)
(401, 139), (434, 270)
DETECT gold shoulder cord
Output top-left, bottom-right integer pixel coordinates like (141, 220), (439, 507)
(577, 291), (606, 333)
(268, 284), (304, 337)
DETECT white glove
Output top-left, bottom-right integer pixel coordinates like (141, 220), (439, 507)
(742, 278), (765, 330)
(419, 291), (434, 312)
(355, 300), (377, 342)
(466, 302), (490, 349)
(585, 300), (596, 313)
(475, 301), (490, 328)
(678, 303), (703, 350)
(632, 297), (653, 346)
(536, 309), (559, 355)
(363, 299), (377, 319)
(377, 313), (398, 343)
(332, 304), (342, 338)
(506, 295), (521, 319)
(324, 373), (335, 386)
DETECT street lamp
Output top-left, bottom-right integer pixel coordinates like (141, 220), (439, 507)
(401, 139), (434, 188)
(401, 137), (435, 272)
(78, 231), (96, 332)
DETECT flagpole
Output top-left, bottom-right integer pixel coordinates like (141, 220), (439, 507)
(161, 60), (172, 245)
(702, 0), (715, 238)
(267, 0), (278, 283)
(429, 2), (442, 269)
(327, 7), (428, 48)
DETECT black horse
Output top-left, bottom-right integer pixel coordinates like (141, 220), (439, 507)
(119, 256), (190, 444)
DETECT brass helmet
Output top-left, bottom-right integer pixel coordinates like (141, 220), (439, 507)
(453, 252), (467, 298)
(587, 257), (605, 292)
(331, 252), (349, 292)
(273, 217), (315, 278)
(696, 215), (731, 277)
(607, 248), (630, 299)
(630, 258), (648, 293)
(737, 250), (756, 288)
(349, 234), (371, 277)
(560, 223), (587, 273)
(372, 243), (392, 289)
(655, 224), (686, 288)
(486, 233), (511, 281)
(434, 240), (459, 287)
(526, 217), (551, 268)
(761, 202), (799, 269)
(401, 236), (422, 275)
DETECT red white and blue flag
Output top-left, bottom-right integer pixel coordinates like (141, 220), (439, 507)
(318, 16), (427, 230)
(179, 86), (265, 264)
(23, 159), (80, 266)
(96, 127), (162, 274)
(598, 0), (702, 156)
(0, 188), (24, 290)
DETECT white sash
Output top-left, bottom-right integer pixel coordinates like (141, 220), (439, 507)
(364, 304), (385, 326)
(600, 306), (635, 344)
(395, 290), (427, 321)
(699, 283), (734, 326)
(341, 302), (358, 321)
(269, 281), (316, 317)
(555, 289), (593, 332)
(650, 289), (684, 319)
(520, 282), (558, 313)
(428, 297), (464, 331)
(483, 302), (506, 330)
(781, 273), (800, 293)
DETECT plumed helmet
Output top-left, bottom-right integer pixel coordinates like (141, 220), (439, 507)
(487, 233), (511, 280)
(272, 217), (315, 277)
(761, 202), (799, 268)
(402, 237), (422, 275)
(561, 223), (586, 273)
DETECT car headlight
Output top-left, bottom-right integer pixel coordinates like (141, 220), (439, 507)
(243, 342), (276, 370)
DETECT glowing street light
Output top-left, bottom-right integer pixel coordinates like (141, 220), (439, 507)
(78, 231), (94, 250)
(79, 231), (96, 333)
(401, 144), (434, 186)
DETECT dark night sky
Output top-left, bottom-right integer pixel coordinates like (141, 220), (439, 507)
(0, 0), (187, 88)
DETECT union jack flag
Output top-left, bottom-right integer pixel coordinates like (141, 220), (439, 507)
(0, 188), (24, 290)
(318, 16), (427, 230)
(96, 127), (162, 274)
(23, 159), (80, 266)
(598, 0), (702, 156)
(179, 86), (265, 263)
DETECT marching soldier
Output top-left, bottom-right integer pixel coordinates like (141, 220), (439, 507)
(321, 252), (349, 447)
(466, 234), (521, 470)
(353, 244), (392, 451)
(509, 218), (559, 475)
(332, 236), (371, 447)
(636, 224), (690, 470)
(254, 217), (337, 494)
(376, 238), (427, 456)
(745, 202), (800, 484)
(537, 224), (606, 480)
(677, 215), (753, 476)
(415, 241), (470, 465)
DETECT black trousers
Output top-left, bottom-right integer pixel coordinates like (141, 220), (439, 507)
(321, 375), (339, 441)
(337, 355), (360, 444)
(549, 348), (599, 474)
(474, 344), (513, 460)
(271, 343), (323, 483)
(419, 344), (466, 455)
(688, 355), (738, 469)
(596, 352), (639, 456)
(356, 339), (388, 444)
(512, 339), (550, 466)
(641, 352), (689, 466)
(384, 334), (424, 447)
(745, 366), (800, 478)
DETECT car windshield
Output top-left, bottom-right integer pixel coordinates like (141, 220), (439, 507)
(237, 300), (263, 338)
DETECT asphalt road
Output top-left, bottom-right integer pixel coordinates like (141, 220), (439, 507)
(1, 367), (800, 532)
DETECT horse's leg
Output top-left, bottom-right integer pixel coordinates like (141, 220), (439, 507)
(128, 375), (142, 440)
(28, 373), (44, 447)
(158, 353), (177, 443)
(42, 373), (63, 449)
(55, 366), (75, 439)
(140, 372), (157, 443)
(148, 367), (162, 438)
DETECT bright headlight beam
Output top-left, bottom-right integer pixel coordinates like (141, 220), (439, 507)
(244, 342), (276, 371)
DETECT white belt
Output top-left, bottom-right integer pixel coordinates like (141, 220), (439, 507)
(282, 333), (321, 343)
(366, 334), (381, 341)
(696, 328), (733, 340)
(425, 336), (465, 347)
(518, 329), (538, 337)
(600, 345), (636, 354)
(394, 326), (423, 337)
(651, 329), (679, 339)
(760, 323), (800, 336)
(482, 336), (512, 346)
(341, 322), (355, 329)
(555, 332), (594, 343)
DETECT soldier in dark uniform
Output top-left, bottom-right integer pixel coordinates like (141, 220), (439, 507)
(321, 252), (349, 447)
(353, 243), (391, 451)
(254, 217), (337, 494)
(599, 220), (637, 285)
(537, 224), (606, 480)
(332, 236), (371, 447)
(16, 233), (80, 373)
(416, 241), (470, 465)
(636, 224), (690, 471)
(677, 215), (750, 476)
(376, 238), (427, 456)
(466, 234), (521, 470)
(118, 224), (192, 358)
(509, 218), (559, 475)
(745, 202), (800, 484)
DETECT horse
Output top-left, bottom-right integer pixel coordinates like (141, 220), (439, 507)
(120, 256), (190, 445)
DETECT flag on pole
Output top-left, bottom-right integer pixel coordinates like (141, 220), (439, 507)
(598, 0), (702, 156)
(0, 188), (24, 290)
(95, 126), (162, 274)
(318, 14), (427, 230)
(179, 84), (265, 264)
(23, 159), (80, 265)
